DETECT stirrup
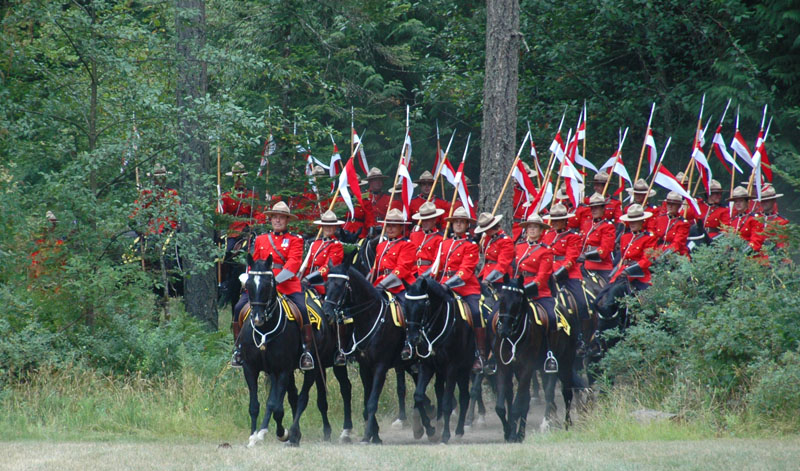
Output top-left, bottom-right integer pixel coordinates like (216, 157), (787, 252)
(299, 351), (314, 371)
(334, 350), (346, 367)
(400, 342), (413, 361)
(544, 350), (558, 373)
(471, 355), (485, 374)
(230, 348), (243, 369)
(483, 358), (497, 376)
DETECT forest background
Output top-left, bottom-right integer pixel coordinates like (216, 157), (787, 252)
(1, 0), (800, 439)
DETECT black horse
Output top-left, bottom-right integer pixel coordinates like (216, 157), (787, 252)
(322, 263), (406, 444)
(239, 254), (315, 447)
(494, 277), (576, 440)
(594, 276), (636, 353)
(403, 277), (474, 443)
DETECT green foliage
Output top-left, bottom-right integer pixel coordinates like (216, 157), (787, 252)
(599, 233), (800, 427)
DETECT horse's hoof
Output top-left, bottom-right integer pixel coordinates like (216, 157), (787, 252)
(412, 409), (423, 439)
(463, 424), (472, 432)
(256, 428), (269, 441)
(391, 418), (405, 430)
(475, 414), (486, 427)
(539, 418), (551, 433)
(283, 440), (299, 447)
(277, 429), (290, 442)
(371, 437), (382, 445)
(339, 429), (353, 444)
(426, 427), (438, 442)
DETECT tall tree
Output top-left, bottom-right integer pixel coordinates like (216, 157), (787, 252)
(480, 0), (520, 222)
(176, 0), (216, 327)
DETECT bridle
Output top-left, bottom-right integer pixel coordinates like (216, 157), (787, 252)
(246, 270), (286, 349)
(496, 284), (530, 365)
(324, 272), (387, 356)
(404, 291), (454, 359)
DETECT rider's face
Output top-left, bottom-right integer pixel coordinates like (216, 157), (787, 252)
(452, 220), (468, 235)
(271, 215), (288, 232)
(385, 223), (403, 238)
(322, 225), (337, 238)
(591, 205), (605, 219)
(525, 224), (543, 242)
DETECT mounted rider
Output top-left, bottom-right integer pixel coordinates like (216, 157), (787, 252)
(251, 201), (315, 371)
(372, 208), (417, 301)
(362, 167), (391, 222)
(514, 213), (559, 373)
(435, 207), (485, 372)
(727, 186), (765, 252)
(409, 202), (445, 277)
(579, 193), (617, 283)
(219, 161), (265, 252)
(624, 178), (659, 232)
(697, 179), (730, 239)
(757, 184), (788, 251)
(611, 204), (658, 290)
(302, 210), (345, 296)
(651, 191), (691, 257)
(409, 171), (451, 229)
(476, 212), (515, 289)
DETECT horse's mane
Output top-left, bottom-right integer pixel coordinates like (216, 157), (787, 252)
(416, 276), (449, 304)
(346, 266), (383, 303)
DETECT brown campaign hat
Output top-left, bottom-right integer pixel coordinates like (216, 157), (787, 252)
(411, 201), (445, 221)
(46, 210), (58, 222)
(225, 161), (249, 177)
(727, 186), (752, 201)
(445, 206), (476, 223)
(313, 210), (345, 226)
(592, 171), (610, 184)
(360, 167), (389, 186)
(708, 179), (723, 193)
(380, 208), (412, 225)
(626, 178), (656, 197)
(264, 201), (298, 219)
(474, 212), (503, 234)
(146, 163), (172, 177)
(544, 203), (574, 221)
(664, 191), (683, 204)
(759, 184), (783, 201)
(310, 165), (327, 177)
(619, 203), (653, 222)
(587, 192), (607, 207)
(519, 213), (550, 229)
(415, 170), (436, 184)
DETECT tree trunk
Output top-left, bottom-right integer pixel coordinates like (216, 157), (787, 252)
(480, 0), (520, 227)
(176, 0), (216, 328)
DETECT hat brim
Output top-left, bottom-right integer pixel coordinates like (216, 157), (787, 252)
(620, 211), (653, 222)
(147, 172), (173, 177)
(627, 188), (656, 197)
(411, 208), (446, 220)
(367, 175), (389, 180)
(544, 213), (575, 221)
(474, 215), (503, 234)
(313, 219), (345, 226)
(727, 194), (753, 202)
(379, 219), (412, 225)
(264, 211), (298, 220)
(519, 220), (551, 229)
(414, 179), (435, 185)
(760, 193), (783, 201)
(445, 215), (476, 223)
(225, 172), (249, 177)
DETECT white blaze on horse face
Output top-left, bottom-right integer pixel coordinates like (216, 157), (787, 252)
(253, 275), (261, 293)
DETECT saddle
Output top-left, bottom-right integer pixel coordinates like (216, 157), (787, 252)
(303, 290), (325, 329)
(383, 291), (405, 327)
(453, 296), (473, 328)
(528, 301), (571, 336)
(238, 295), (321, 331)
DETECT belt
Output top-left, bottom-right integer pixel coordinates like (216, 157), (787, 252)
(444, 270), (457, 277)
(520, 270), (537, 278)
(584, 245), (598, 252)
(379, 269), (393, 276)
(513, 218), (525, 223)
(274, 263), (284, 271)
(553, 255), (565, 261)
(416, 260), (433, 267)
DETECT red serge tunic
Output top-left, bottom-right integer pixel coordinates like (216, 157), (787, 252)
(438, 236), (481, 297)
(252, 231), (304, 295)
(478, 230), (515, 280)
(409, 229), (443, 277)
(220, 189), (265, 237)
(580, 219), (616, 271)
(340, 197), (375, 238)
(623, 203), (660, 232)
(369, 191), (391, 221)
(373, 237), (417, 294)
(761, 212), (789, 249)
(611, 231), (658, 284)
(729, 212), (765, 252)
(514, 241), (553, 299)
(651, 214), (690, 256)
(703, 204), (731, 237)
(409, 195), (451, 228)
(130, 188), (180, 235)
(304, 237), (344, 295)
(541, 228), (583, 280)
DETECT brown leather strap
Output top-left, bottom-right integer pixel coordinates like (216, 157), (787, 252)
(267, 234), (288, 265)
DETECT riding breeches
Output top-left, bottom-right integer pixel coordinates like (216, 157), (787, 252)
(534, 296), (557, 333)
(461, 294), (481, 326)
(630, 280), (650, 292)
(561, 278), (589, 321)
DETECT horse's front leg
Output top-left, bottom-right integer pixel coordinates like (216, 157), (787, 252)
(242, 366), (262, 447)
(412, 364), (435, 440)
(511, 364), (534, 442)
(494, 366), (513, 441)
(288, 370), (315, 446)
(271, 371), (291, 442)
(363, 363), (389, 444)
(333, 364), (354, 442)
(392, 366), (407, 427)
(315, 370), (332, 441)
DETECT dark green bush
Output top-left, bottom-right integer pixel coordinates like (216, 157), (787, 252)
(600, 232), (800, 426)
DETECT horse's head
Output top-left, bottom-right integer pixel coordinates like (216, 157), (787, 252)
(595, 278), (632, 333)
(245, 253), (277, 327)
(403, 277), (432, 349)
(496, 275), (525, 339)
(323, 260), (350, 322)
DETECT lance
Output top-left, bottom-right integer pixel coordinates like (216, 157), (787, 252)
(432, 134), (472, 277)
(491, 130), (530, 216)
(746, 104), (769, 197)
(633, 102), (656, 183)
(602, 127), (629, 197)
(641, 137), (671, 208)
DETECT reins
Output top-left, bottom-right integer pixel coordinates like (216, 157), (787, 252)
(404, 292), (454, 358)
(498, 285), (530, 365)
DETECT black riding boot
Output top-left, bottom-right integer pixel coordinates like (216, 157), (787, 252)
(300, 324), (315, 371)
(472, 327), (487, 374)
(333, 324), (347, 366)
